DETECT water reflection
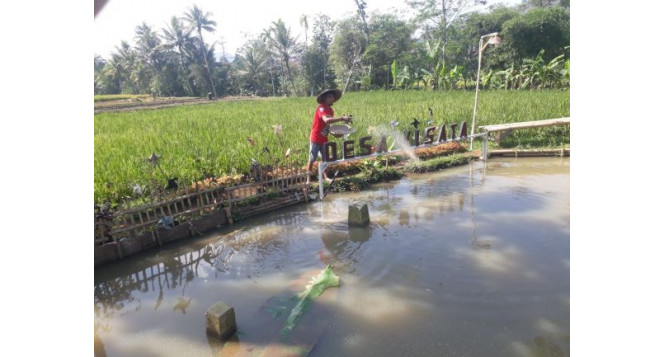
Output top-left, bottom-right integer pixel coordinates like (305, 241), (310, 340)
(318, 224), (373, 272)
(172, 297), (192, 314)
(398, 210), (410, 226)
(94, 325), (107, 357)
(512, 334), (569, 357)
(95, 158), (569, 357)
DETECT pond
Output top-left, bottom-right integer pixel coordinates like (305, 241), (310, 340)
(94, 157), (570, 357)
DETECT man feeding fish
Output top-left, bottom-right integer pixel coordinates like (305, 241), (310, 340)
(306, 89), (352, 184)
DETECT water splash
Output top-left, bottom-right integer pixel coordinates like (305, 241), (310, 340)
(372, 125), (420, 163)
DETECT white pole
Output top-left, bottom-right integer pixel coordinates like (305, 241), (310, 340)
(470, 37), (484, 151)
(482, 133), (488, 161)
(318, 161), (326, 199)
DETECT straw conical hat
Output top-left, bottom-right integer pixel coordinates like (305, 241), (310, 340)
(316, 89), (342, 104)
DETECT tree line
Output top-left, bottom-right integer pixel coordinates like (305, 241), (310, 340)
(94, 0), (570, 97)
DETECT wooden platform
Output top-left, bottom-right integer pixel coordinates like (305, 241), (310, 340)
(489, 148), (569, 157)
(479, 117), (570, 133)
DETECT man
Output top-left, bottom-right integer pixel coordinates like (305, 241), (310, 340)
(307, 89), (351, 184)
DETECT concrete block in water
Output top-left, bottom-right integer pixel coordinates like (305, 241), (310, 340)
(119, 237), (142, 257)
(193, 211), (228, 233)
(157, 223), (190, 244)
(94, 242), (119, 266)
(205, 302), (237, 341)
(348, 203), (370, 227)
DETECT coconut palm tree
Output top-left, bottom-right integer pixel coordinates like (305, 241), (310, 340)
(184, 5), (218, 98)
(162, 16), (195, 95)
(237, 40), (269, 95)
(262, 19), (301, 96)
(135, 23), (162, 68)
(300, 15), (309, 45)
(134, 23), (166, 95)
(106, 41), (137, 93)
(103, 54), (125, 93)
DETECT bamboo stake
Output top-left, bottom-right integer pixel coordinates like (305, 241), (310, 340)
(129, 214), (137, 238)
(137, 209), (145, 225)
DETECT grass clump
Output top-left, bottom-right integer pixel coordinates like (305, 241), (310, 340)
(403, 154), (470, 173)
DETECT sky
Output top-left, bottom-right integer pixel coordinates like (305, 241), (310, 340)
(94, 0), (521, 59)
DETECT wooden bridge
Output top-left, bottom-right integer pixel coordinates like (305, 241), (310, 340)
(476, 117), (570, 159)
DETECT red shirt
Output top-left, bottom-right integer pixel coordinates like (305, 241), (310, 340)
(310, 103), (334, 144)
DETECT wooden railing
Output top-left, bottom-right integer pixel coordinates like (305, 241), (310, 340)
(94, 164), (309, 246)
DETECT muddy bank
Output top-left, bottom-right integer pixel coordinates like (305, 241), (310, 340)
(94, 96), (262, 114)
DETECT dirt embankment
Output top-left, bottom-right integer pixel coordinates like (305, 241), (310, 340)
(94, 96), (259, 114)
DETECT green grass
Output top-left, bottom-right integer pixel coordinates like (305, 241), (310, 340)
(403, 154), (471, 173)
(94, 89), (570, 203)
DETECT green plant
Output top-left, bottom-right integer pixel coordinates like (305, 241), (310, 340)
(95, 90), (569, 203)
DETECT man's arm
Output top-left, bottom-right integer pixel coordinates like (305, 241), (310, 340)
(322, 114), (351, 124)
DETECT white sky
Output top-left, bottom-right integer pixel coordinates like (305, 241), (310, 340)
(94, 0), (519, 59)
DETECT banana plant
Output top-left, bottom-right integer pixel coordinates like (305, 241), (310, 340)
(541, 53), (565, 88)
(481, 68), (495, 88)
(397, 65), (415, 89)
(447, 65), (464, 89)
(520, 49), (545, 89)
(494, 66), (510, 90)
(560, 58), (570, 87)
(495, 64), (522, 90)
(420, 68), (435, 90)
(423, 40), (443, 90)
(437, 64), (449, 90)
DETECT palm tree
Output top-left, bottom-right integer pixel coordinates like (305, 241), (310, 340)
(135, 23), (162, 67)
(107, 41), (136, 93)
(237, 40), (269, 95)
(184, 5), (218, 98)
(162, 16), (195, 95)
(300, 15), (309, 45)
(134, 23), (166, 95)
(262, 19), (301, 96)
(103, 54), (126, 93)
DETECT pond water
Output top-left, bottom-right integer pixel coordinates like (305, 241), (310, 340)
(94, 157), (570, 357)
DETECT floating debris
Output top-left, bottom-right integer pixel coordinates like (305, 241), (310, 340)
(173, 297), (191, 314)
(282, 265), (340, 339)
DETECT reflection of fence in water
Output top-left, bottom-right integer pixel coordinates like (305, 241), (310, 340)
(95, 243), (213, 315)
(94, 165), (309, 246)
(95, 214), (307, 312)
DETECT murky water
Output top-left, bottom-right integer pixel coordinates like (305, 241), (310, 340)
(94, 157), (570, 357)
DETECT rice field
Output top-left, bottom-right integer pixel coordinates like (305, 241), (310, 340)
(94, 90), (570, 203)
